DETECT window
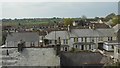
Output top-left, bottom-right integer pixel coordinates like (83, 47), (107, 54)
(63, 40), (66, 44)
(81, 37), (83, 42)
(92, 39), (94, 42)
(99, 37), (103, 41)
(74, 37), (78, 43)
(118, 49), (120, 53)
(112, 45), (114, 49)
(85, 37), (87, 42)
(33, 42), (35, 46)
(65, 47), (67, 51)
(108, 37), (110, 41)
(76, 38), (78, 42)
(55, 40), (57, 44)
(30, 42), (32, 47)
(110, 37), (112, 41)
(66, 39), (68, 44)
(81, 45), (84, 50)
(75, 45), (77, 48)
(74, 38), (76, 42)
(63, 39), (68, 44)
(30, 42), (35, 47)
(108, 37), (112, 41)
(49, 40), (52, 44)
(89, 45), (91, 49)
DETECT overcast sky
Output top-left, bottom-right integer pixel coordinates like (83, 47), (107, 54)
(1, 2), (118, 19)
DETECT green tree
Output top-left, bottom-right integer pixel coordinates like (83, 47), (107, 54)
(64, 18), (74, 26)
(105, 13), (116, 21)
(81, 15), (87, 21)
(94, 17), (100, 21)
(112, 16), (120, 26)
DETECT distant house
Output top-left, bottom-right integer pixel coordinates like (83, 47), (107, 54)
(98, 20), (103, 24)
(60, 52), (108, 67)
(3, 26), (18, 32)
(89, 23), (110, 29)
(72, 21), (79, 26)
(5, 32), (39, 47)
(45, 28), (116, 51)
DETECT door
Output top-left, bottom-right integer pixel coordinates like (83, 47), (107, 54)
(81, 45), (84, 50)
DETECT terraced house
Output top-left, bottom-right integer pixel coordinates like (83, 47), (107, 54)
(45, 27), (116, 51)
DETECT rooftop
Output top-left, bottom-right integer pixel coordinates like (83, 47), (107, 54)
(2, 48), (60, 66)
(6, 32), (39, 42)
(45, 28), (115, 40)
(60, 52), (108, 66)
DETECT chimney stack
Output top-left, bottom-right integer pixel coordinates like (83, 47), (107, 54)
(68, 25), (70, 32)
(18, 40), (25, 52)
(92, 24), (95, 30)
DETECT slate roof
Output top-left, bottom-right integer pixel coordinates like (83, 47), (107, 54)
(60, 52), (108, 66)
(6, 32), (39, 42)
(45, 31), (69, 40)
(97, 29), (115, 37)
(71, 29), (115, 37)
(113, 24), (120, 33)
(90, 23), (110, 28)
(45, 29), (115, 40)
(70, 29), (99, 37)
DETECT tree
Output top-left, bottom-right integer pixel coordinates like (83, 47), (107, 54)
(81, 15), (87, 21)
(64, 18), (74, 26)
(94, 17), (100, 21)
(112, 16), (120, 26)
(105, 13), (116, 21)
